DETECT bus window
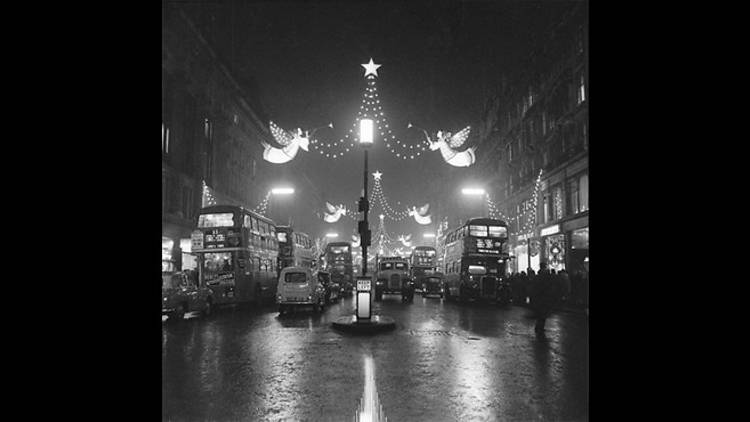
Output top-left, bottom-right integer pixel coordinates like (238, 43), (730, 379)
(244, 215), (252, 228)
(251, 217), (258, 233)
(198, 213), (234, 228)
(470, 225), (488, 237)
(203, 252), (233, 283)
(488, 226), (508, 238)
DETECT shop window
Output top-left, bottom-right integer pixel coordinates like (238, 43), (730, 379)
(542, 194), (551, 223)
(571, 227), (589, 250)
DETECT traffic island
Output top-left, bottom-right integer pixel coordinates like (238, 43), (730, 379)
(331, 314), (396, 335)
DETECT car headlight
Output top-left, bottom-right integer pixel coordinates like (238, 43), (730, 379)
(308, 295), (312, 301)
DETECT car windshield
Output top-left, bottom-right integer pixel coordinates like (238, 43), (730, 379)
(285, 272), (308, 283)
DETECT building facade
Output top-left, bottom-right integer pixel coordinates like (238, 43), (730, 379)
(475, 3), (588, 296)
(162, 6), (281, 271)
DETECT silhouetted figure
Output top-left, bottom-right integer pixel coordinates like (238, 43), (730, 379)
(559, 269), (571, 303)
(530, 262), (563, 334)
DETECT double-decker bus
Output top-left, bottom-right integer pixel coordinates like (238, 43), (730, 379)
(410, 246), (437, 285)
(276, 226), (314, 270)
(324, 242), (354, 295)
(439, 218), (510, 303)
(191, 205), (279, 307)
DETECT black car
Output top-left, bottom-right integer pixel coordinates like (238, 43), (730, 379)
(421, 273), (445, 298)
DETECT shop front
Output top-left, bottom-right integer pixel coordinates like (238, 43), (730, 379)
(511, 234), (541, 274)
(562, 215), (588, 276)
(563, 215), (588, 306)
(163, 219), (195, 273)
(539, 224), (566, 272)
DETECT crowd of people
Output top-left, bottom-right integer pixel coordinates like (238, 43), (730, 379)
(505, 262), (589, 332)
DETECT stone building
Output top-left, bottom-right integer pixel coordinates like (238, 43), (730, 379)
(474, 2), (588, 289)
(162, 5), (281, 271)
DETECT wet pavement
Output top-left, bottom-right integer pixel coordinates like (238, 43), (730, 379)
(163, 294), (588, 421)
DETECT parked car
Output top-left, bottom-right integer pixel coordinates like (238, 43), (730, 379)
(162, 271), (214, 322)
(421, 273), (445, 298)
(276, 267), (326, 314)
(318, 270), (340, 304)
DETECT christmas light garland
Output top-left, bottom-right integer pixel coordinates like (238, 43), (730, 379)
(202, 180), (217, 207)
(309, 59), (429, 161)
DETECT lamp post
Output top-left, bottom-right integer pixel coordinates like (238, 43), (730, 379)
(359, 118), (373, 276)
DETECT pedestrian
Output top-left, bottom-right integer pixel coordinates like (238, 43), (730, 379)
(517, 271), (528, 305)
(530, 261), (563, 334)
(559, 269), (571, 304)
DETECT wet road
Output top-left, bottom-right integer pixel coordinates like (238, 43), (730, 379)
(163, 294), (588, 421)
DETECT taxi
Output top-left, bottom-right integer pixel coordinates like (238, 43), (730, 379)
(276, 267), (326, 314)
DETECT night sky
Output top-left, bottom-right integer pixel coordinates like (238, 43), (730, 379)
(179, 0), (580, 242)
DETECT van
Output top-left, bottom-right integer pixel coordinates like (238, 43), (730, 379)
(276, 266), (326, 314)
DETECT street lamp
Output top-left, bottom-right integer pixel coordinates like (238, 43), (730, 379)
(358, 118), (374, 276)
(461, 187), (488, 218)
(267, 187), (295, 225)
(461, 188), (485, 196)
(271, 187), (294, 195)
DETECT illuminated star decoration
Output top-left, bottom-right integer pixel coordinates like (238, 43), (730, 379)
(361, 58), (381, 78)
(372, 170), (383, 181)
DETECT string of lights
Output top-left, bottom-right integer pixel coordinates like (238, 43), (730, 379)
(521, 170), (544, 235)
(252, 191), (272, 215)
(202, 180), (217, 207)
(373, 214), (396, 256)
(485, 193), (510, 222)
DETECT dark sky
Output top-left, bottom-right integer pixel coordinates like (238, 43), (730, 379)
(179, 0), (581, 242)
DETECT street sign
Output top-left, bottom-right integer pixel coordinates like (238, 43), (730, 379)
(357, 278), (371, 291)
(356, 275), (372, 320)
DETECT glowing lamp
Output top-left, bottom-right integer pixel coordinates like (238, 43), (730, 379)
(462, 188), (486, 196)
(360, 119), (374, 145)
(423, 233), (436, 238)
(271, 187), (294, 195)
(326, 233), (339, 238)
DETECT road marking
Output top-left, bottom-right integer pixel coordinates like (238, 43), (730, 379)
(355, 355), (387, 422)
